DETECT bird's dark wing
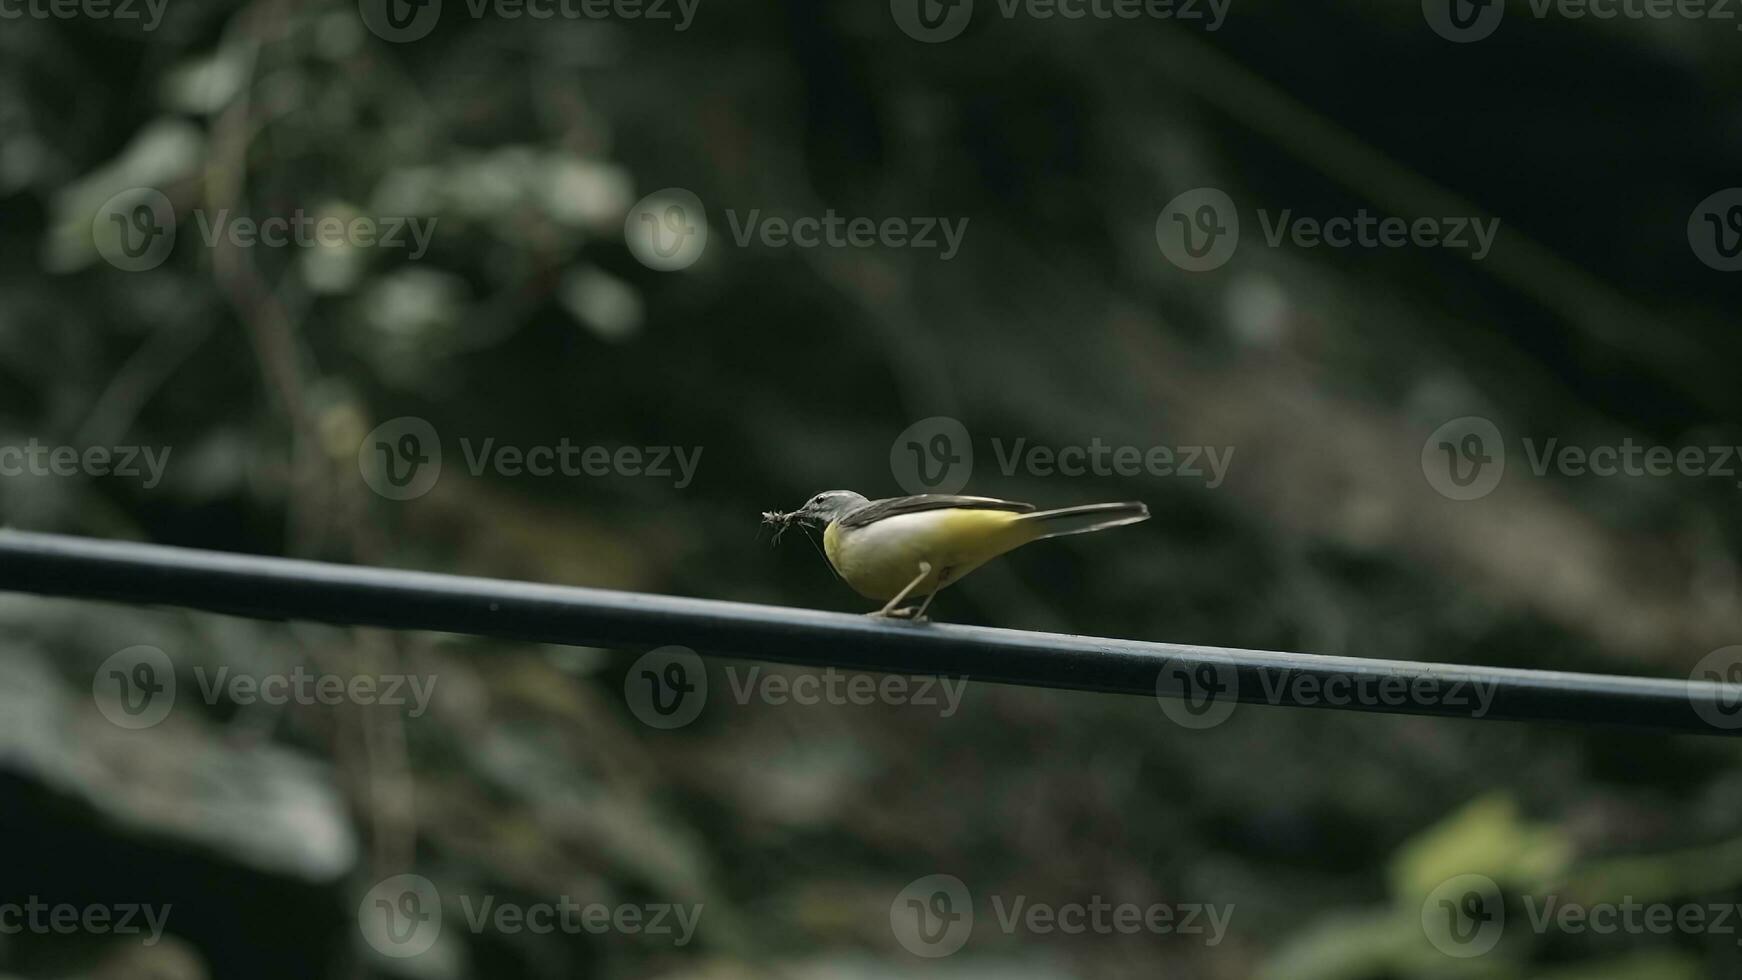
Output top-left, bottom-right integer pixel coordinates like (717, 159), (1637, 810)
(836, 494), (1035, 528)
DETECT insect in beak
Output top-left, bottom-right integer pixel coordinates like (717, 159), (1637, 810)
(761, 509), (799, 544)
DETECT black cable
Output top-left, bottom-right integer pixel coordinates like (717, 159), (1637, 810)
(0, 530), (1735, 735)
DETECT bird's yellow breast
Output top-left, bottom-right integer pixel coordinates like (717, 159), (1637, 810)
(822, 509), (1037, 600)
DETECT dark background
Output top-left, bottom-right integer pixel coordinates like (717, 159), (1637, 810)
(2, 0), (1742, 976)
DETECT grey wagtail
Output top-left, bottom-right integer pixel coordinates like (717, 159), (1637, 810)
(764, 492), (1149, 618)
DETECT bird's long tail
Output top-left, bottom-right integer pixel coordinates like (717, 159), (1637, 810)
(1012, 501), (1149, 540)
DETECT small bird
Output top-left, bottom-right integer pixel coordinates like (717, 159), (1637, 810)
(764, 492), (1149, 619)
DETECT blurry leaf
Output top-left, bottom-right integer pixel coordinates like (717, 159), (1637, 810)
(167, 427), (253, 501)
(0, 132), (47, 194)
(1556, 835), (1742, 906)
(539, 157), (634, 233)
(372, 165), (446, 218)
(454, 146), (542, 220)
(1257, 908), (1419, 980)
(299, 201), (367, 294)
(42, 118), (204, 272)
(77, 934), (208, 980)
(560, 266), (643, 342)
(0, 653), (357, 881)
(357, 267), (470, 384)
(1526, 950), (1703, 980)
(159, 50), (247, 115)
(1390, 796), (1574, 901)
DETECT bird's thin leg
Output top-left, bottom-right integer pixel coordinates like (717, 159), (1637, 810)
(907, 567), (950, 621)
(870, 561), (933, 617)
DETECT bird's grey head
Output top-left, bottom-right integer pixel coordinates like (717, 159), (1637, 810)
(794, 490), (869, 527)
